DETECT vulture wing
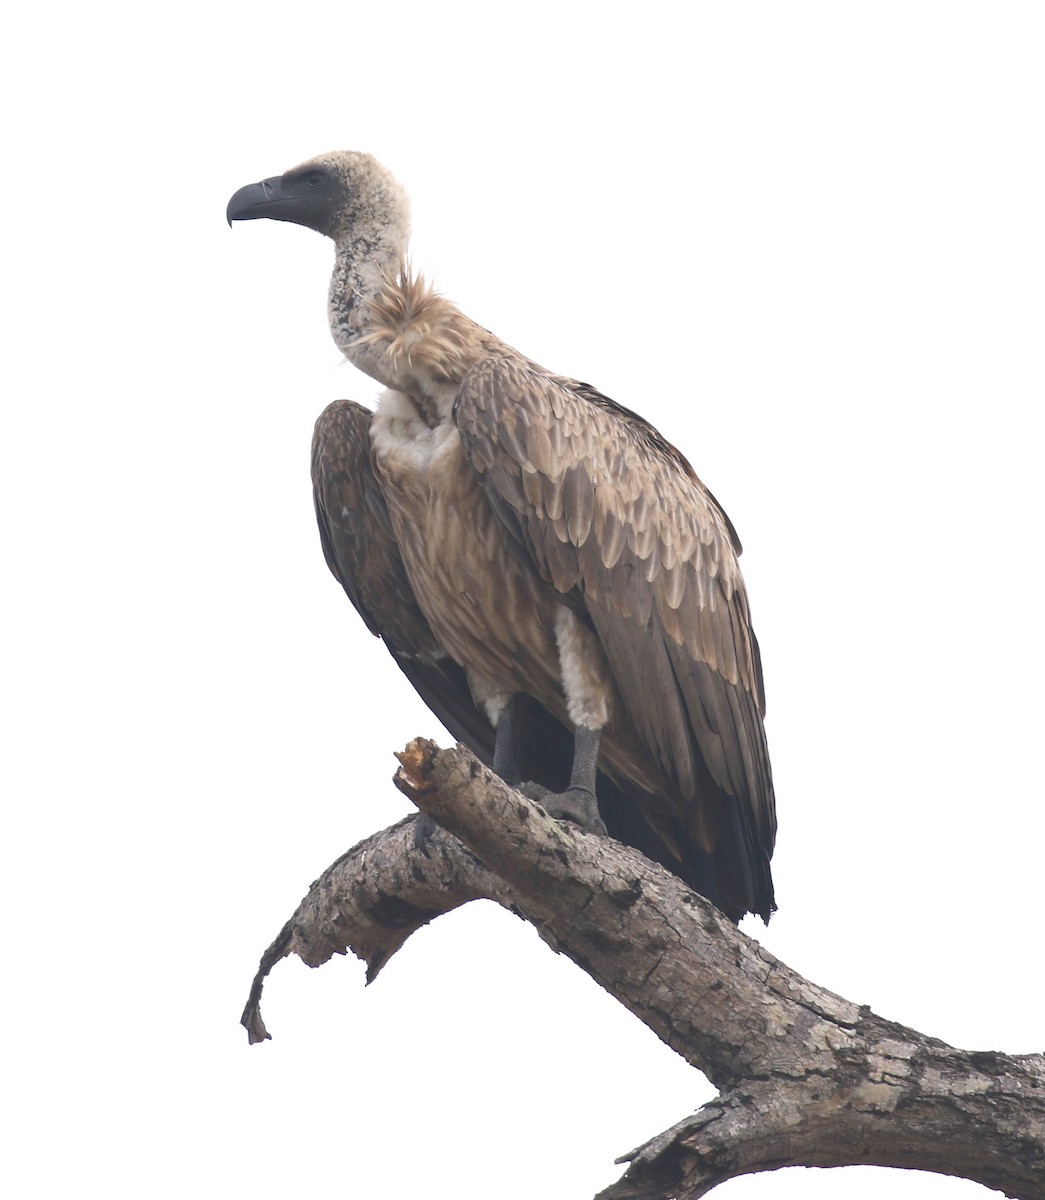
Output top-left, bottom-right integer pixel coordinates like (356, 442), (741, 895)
(311, 400), (497, 757)
(454, 358), (776, 920)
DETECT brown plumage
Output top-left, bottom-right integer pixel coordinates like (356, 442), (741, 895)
(229, 151), (777, 921)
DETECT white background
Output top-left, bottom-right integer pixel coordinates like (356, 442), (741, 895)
(4, 3), (1043, 1198)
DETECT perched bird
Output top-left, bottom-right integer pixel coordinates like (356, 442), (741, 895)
(228, 152), (777, 922)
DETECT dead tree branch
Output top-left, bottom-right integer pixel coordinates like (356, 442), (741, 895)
(242, 739), (1045, 1199)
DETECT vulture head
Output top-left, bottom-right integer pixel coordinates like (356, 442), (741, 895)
(226, 151), (410, 249)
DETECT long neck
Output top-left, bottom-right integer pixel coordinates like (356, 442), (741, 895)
(327, 232), (407, 386)
(329, 242), (499, 426)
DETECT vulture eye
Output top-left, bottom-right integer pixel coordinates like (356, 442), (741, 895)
(304, 170), (325, 188)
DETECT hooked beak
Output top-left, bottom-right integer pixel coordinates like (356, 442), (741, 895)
(226, 176), (297, 227)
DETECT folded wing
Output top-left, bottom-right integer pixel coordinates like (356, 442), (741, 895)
(312, 400), (497, 757)
(454, 358), (776, 920)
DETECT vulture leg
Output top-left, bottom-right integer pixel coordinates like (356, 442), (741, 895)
(514, 606), (610, 833)
(491, 693), (524, 785)
(520, 725), (608, 836)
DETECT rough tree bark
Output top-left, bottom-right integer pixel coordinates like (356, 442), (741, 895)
(242, 739), (1045, 1200)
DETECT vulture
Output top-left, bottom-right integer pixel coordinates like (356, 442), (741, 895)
(227, 152), (777, 922)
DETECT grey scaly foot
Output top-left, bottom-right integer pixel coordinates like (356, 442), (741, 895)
(518, 781), (608, 835)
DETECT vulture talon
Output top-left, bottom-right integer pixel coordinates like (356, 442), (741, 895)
(518, 782), (608, 836)
(413, 813), (439, 856)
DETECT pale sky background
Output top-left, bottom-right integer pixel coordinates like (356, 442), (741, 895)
(4, 3), (1043, 1198)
